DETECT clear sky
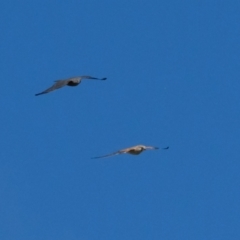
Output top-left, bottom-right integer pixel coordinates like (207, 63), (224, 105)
(1, 0), (240, 239)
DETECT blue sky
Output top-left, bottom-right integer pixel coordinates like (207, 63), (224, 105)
(1, 0), (240, 239)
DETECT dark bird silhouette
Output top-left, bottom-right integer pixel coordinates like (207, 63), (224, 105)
(92, 145), (169, 159)
(35, 76), (107, 96)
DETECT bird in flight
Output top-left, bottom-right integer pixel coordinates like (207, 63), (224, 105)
(92, 144), (169, 159)
(35, 75), (107, 96)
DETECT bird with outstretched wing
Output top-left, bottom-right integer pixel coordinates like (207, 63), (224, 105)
(92, 145), (169, 159)
(35, 76), (107, 96)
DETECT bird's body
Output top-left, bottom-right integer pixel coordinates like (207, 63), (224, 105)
(35, 76), (107, 96)
(92, 144), (169, 159)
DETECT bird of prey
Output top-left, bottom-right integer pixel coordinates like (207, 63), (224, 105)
(35, 75), (107, 96)
(92, 144), (169, 159)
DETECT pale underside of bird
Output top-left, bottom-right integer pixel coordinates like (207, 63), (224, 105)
(92, 144), (169, 159)
(35, 75), (107, 96)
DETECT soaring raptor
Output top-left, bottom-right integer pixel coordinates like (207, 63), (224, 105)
(35, 75), (107, 96)
(92, 145), (169, 159)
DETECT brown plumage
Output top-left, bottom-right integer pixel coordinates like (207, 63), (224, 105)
(92, 144), (169, 159)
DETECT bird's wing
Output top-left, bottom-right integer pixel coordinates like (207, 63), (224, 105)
(92, 147), (131, 159)
(92, 151), (121, 159)
(35, 80), (70, 96)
